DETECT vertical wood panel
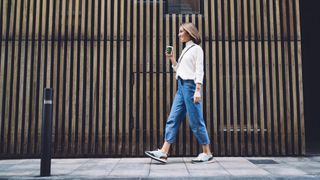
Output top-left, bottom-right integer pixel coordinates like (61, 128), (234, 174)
(224, 0), (231, 156)
(257, 0), (266, 156)
(151, 0), (157, 151)
(131, 0), (137, 155)
(295, 0), (305, 155)
(203, 0), (211, 155)
(145, 0), (150, 153)
(230, 0), (239, 156)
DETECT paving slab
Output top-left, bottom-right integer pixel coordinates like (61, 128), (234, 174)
(0, 157), (320, 179)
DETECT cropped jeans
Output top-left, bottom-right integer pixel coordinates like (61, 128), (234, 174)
(165, 77), (210, 145)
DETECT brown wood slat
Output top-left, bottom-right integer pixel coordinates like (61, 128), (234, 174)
(244, 40), (252, 155)
(269, 0), (280, 153)
(145, 0), (150, 152)
(30, 40), (39, 154)
(165, 14), (172, 154)
(17, 42), (26, 154)
(218, 40), (224, 155)
(295, 0), (305, 155)
(104, 0), (109, 155)
(67, 1), (77, 155)
(89, 1), (97, 155)
(257, 0), (267, 156)
(297, 41), (305, 155)
(2, 42), (8, 153)
(91, 41), (97, 154)
(295, 0), (301, 40)
(258, 39), (266, 156)
(123, 0), (131, 155)
(70, 40), (78, 155)
(7, 0), (18, 155)
(172, 13), (179, 155)
(216, 0), (225, 156)
(8, 0), (16, 38)
(291, 41), (299, 155)
(288, 0), (299, 155)
(224, 0), (232, 156)
(0, 44), (4, 152)
(1, 0), (8, 37)
(242, 0), (252, 156)
(77, 44), (84, 155)
(96, 41), (103, 155)
(230, 0), (239, 156)
(212, 42), (218, 155)
(236, 0), (245, 156)
(54, 0), (62, 154)
(274, 0), (285, 155)
(203, 0), (212, 155)
(38, 4), (46, 155)
(57, 42), (65, 154)
(278, 42), (286, 156)
(85, 40), (91, 155)
(35, 42), (44, 154)
(284, 42), (292, 155)
(126, 4), (132, 153)
(151, 0), (157, 151)
(138, 0), (144, 156)
(262, 0), (272, 156)
(112, 21), (118, 156)
(118, 41), (124, 155)
(158, 0), (164, 154)
(131, 0), (137, 155)
(10, 39), (19, 154)
(238, 41), (245, 156)
(64, 39), (71, 155)
(2, 51), (9, 153)
(118, 0), (125, 155)
(51, 41), (58, 154)
(6, 2), (17, 154)
(249, 0), (259, 156)
(271, 39), (279, 155)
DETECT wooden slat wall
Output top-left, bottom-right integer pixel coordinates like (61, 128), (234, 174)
(0, 0), (305, 158)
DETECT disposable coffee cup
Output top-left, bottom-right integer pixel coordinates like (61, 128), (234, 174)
(166, 46), (173, 55)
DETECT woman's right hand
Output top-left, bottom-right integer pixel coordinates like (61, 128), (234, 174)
(165, 48), (174, 58)
(166, 48), (177, 65)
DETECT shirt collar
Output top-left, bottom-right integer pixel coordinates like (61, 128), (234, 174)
(186, 40), (194, 47)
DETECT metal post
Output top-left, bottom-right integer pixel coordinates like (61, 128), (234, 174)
(41, 88), (53, 176)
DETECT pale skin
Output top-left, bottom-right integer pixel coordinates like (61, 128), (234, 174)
(161, 26), (212, 155)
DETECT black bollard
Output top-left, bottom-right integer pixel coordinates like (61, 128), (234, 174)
(41, 88), (53, 177)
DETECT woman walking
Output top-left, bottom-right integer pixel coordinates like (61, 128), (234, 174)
(145, 22), (213, 164)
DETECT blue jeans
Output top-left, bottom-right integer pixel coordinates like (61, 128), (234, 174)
(165, 78), (210, 145)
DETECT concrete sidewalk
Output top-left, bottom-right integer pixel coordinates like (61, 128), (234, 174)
(0, 156), (320, 179)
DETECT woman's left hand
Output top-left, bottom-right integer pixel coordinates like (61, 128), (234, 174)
(194, 90), (201, 103)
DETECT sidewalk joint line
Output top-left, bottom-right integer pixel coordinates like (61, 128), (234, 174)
(69, 159), (91, 174)
(215, 158), (233, 176)
(148, 158), (152, 176)
(183, 157), (191, 175)
(106, 158), (121, 176)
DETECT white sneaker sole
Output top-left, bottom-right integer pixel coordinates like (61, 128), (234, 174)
(191, 156), (214, 164)
(145, 151), (167, 163)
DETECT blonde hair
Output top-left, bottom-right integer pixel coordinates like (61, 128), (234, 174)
(181, 22), (201, 45)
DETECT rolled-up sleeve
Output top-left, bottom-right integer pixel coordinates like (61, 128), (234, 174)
(171, 64), (178, 71)
(195, 47), (204, 84)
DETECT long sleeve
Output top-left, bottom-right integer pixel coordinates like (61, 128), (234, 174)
(195, 47), (204, 84)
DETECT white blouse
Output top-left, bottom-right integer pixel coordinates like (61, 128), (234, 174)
(171, 40), (204, 84)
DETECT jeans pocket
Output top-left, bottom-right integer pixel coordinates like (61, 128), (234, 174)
(185, 80), (196, 88)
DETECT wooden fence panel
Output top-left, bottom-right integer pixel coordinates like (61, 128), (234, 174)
(0, 0), (305, 158)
